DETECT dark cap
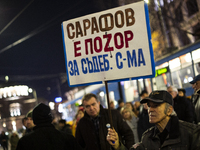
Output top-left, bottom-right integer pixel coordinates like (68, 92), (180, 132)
(190, 74), (200, 84)
(32, 103), (52, 125)
(140, 90), (173, 106)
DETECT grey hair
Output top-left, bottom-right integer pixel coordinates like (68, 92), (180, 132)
(167, 86), (178, 93)
(164, 103), (177, 116)
(170, 110), (177, 116)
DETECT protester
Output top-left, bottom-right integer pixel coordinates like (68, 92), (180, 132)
(178, 88), (191, 101)
(190, 74), (200, 124)
(110, 101), (115, 109)
(125, 102), (134, 111)
(0, 131), (8, 150)
(117, 99), (124, 111)
(137, 89), (153, 140)
(120, 106), (139, 143)
(10, 132), (19, 150)
(76, 93), (134, 150)
(16, 103), (82, 150)
(133, 101), (140, 117)
(72, 107), (84, 136)
(24, 110), (35, 135)
(58, 119), (72, 135)
(21, 117), (27, 136)
(137, 103), (153, 141)
(131, 90), (200, 150)
(167, 86), (194, 123)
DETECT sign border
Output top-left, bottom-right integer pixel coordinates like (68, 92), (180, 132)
(61, 2), (155, 87)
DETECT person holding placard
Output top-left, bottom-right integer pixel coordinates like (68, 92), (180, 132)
(75, 93), (135, 150)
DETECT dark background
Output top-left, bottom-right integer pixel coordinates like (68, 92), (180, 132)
(0, 0), (119, 101)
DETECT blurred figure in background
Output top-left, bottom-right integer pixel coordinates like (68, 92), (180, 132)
(0, 131), (8, 150)
(117, 99), (124, 111)
(190, 74), (200, 124)
(121, 106), (139, 143)
(178, 88), (191, 101)
(24, 110), (35, 135)
(21, 117), (27, 136)
(125, 102), (134, 111)
(109, 101), (115, 109)
(137, 89), (153, 140)
(133, 101), (140, 117)
(16, 103), (82, 150)
(167, 86), (194, 123)
(58, 119), (72, 135)
(72, 106), (84, 136)
(10, 132), (19, 150)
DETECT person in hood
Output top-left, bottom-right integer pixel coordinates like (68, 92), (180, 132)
(16, 103), (82, 150)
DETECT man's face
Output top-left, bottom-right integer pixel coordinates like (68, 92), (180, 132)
(167, 87), (177, 99)
(26, 117), (34, 129)
(83, 97), (100, 118)
(147, 101), (168, 124)
(192, 81), (200, 92)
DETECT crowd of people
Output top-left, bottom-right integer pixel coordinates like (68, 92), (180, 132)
(0, 74), (200, 150)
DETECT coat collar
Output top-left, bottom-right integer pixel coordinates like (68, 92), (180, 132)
(33, 123), (54, 130)
(150, 116), (180, 140)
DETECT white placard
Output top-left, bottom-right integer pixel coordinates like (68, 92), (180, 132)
(62, 1), (155, 86)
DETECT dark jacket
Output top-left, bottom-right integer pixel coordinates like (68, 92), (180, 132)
(76, 105), (135, 150)
(173, 95), (194, 123)
(60, 124), (72, 135)
(0, 133), (8, 147)
(137, 106), (153, 140)
(191, 94), (200, 123)
(131, 116), (200, 150)
(10, 134), (19, 150)
(16, 123), (82, 150)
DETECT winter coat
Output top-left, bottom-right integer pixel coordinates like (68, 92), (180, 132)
(10, 135), (19, 150)
(16, 123), (82, 150)
(173, 95), (194, 123)
(191, 94), (200, 124)
(0, 134), (8, 147)
(76, 105), (135, 150)
(137, 106), (153, 141)
(131, 116), (200, 150)
(60, 124), (72, 135)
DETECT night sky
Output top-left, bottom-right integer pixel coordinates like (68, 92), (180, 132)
(0, 0), (119, 101)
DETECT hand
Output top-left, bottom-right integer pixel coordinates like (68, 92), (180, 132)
(132, 143), (140, 149)
(106, 128), (120, 150)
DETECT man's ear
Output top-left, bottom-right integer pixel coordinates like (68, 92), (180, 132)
(167, 105), (173, 116)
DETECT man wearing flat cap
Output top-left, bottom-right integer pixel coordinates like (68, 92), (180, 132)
(16, 103), (82, 150)
(190, 74), (200, 124)
(131, 90), (200, 150)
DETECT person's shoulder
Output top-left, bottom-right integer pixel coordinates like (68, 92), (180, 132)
(179, 120), (197, 130)
(142, 126), (155, 137)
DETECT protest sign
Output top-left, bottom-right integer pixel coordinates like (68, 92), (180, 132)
(62, 1), (155, 87)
